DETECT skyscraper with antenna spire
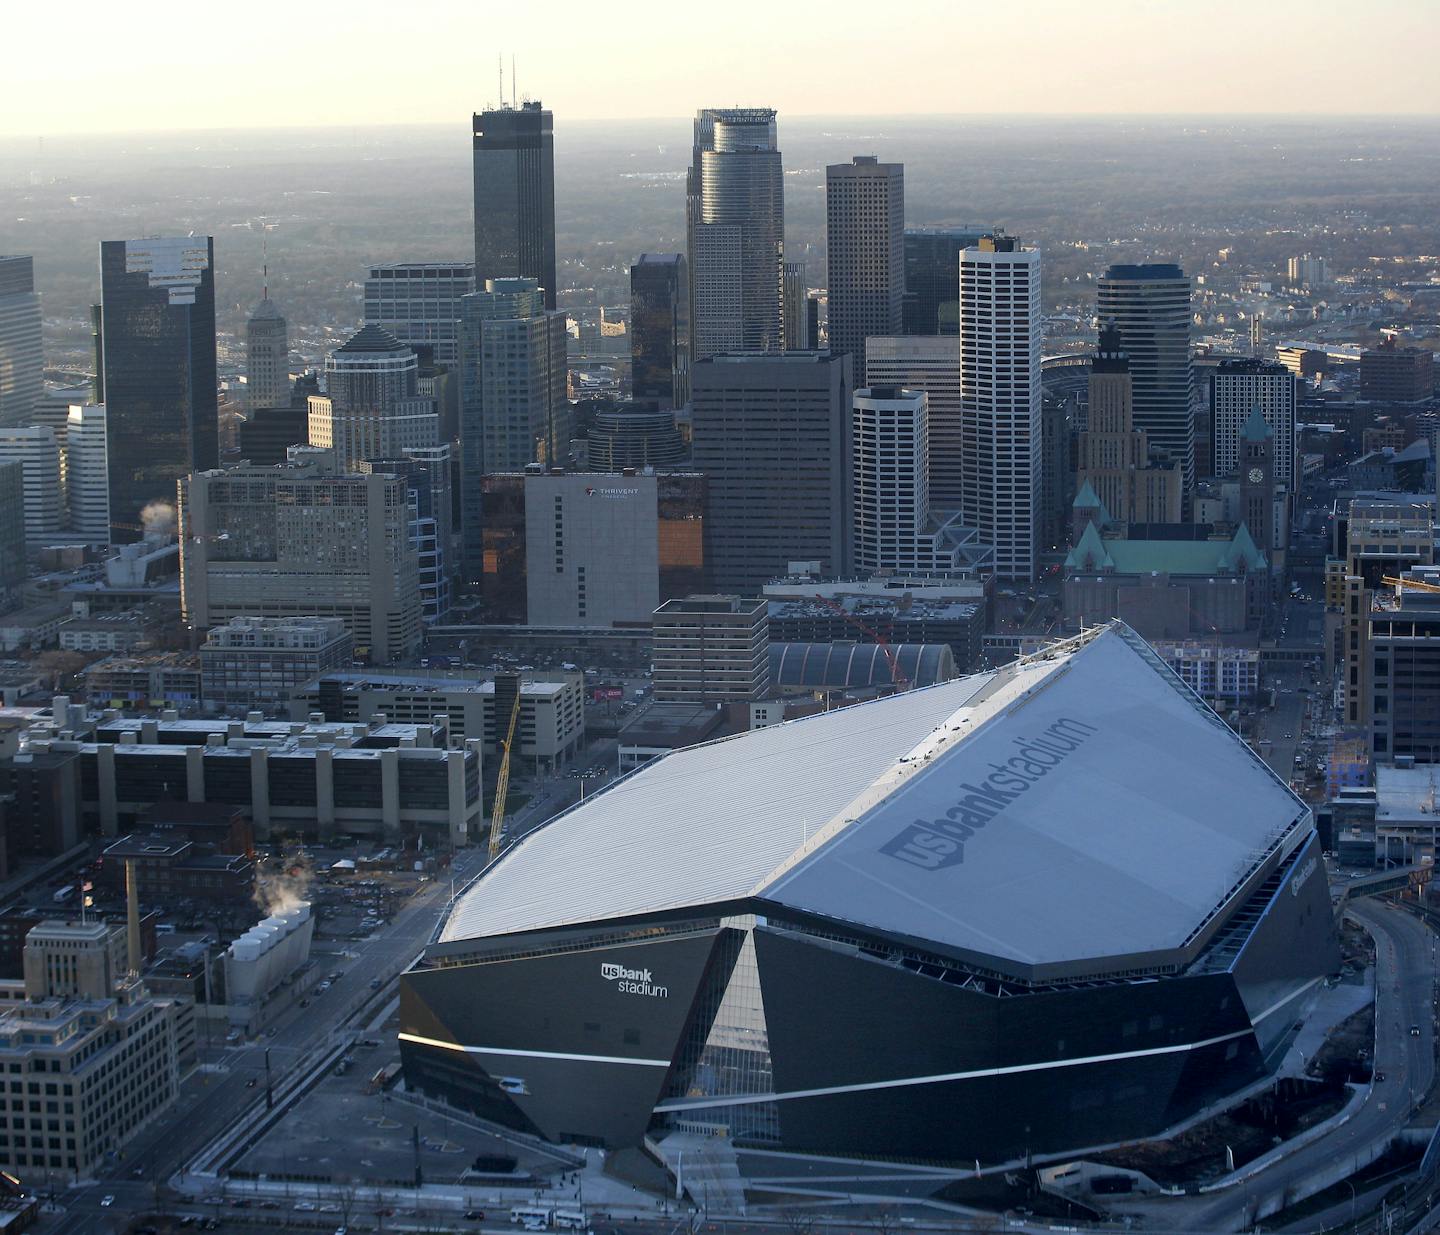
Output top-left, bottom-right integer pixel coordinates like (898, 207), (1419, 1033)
(245, 231), (290, 411)
(472, 87), (557, 310)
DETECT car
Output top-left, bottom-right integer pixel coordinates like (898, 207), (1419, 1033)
(465, 1211), (486, 1221)
(369, 978), (382, 990)
(259, 1200), (281, 1209)
(1376, 1070), (1387, 1082)
(1412, 1024), (1421, 1036)
(246, 1077), (258, 1088)
(320, 1202), (343, 1214)
(100, 1195), (115, 1207)
(295, 1201), (318, 1212)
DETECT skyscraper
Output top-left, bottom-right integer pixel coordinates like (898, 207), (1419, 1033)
(865, 335), (962, 510)
(825, 157), (904, 366)
(245, 295), (290, 411)
(363, 262), (476, 368)
(457, 278), (568, 579)
(64, 404), (110, 542)
(99, 236), (218, 542)
(1210, 357), (1297, 488)
(901, 227), (987, 336)
(1096, 263), (1194, 493)
(0, 256), (43, 430)
(687, 108), (785, 359)
(690, 352), (851, 591)
(959, 234), (1041, 581)
(630, 254), (689, 409)
(307, 325), (437, 471)
(472, 102), (557, 309)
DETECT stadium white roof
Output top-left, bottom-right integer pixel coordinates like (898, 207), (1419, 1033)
(442, 625), (1311, 979)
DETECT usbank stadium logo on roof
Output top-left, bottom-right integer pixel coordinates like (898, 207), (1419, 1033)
(880, 717), (1100, 872)
(601, 962), (668, 998)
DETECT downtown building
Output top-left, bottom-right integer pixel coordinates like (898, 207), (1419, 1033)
(824, 157), (904, 367)
(99, 237), (219, 542)
(364, 262), (476, 368)
(630, 255), (689, 409)
(244, 295), (290, 411)
(901, 227), (987, 336)
(866, 335), (963, 511)
(1209, 357), (1297, 488)
(687, 108), (785, 357)
(477, 470), (705, 626)
(1096, 263), (1194, 495)
(473, 103), (557, 308)
(959, 235), (1042, 581)
(457, 277), (569, 580)
(307, 325), (438, 471)
(178, 450), (422, 665)
(852, 387), (977, 575)
(0, 920), (186, 1180)
(0, 256), (43, 429)
(400, 623), (1337, 1177)
(690, 352), (852, 591)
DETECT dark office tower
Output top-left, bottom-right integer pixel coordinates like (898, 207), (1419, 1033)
(687, 108), (785, 359)
(99, 236), (218, 542)
(0, 256), (43, 429)
(89, 304), (104, 404)
(901, 227), (987, 336)
(690, 352), (852, 591)
(825, 157), (904, 366)
(630, 254), (689, 409)
(1096, 263), (1194, 494)
(472, 102), (557, 310)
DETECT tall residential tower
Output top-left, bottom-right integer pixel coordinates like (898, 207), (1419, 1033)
(959, 235), (1041, 581)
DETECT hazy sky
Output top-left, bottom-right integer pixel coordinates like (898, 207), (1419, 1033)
(5, 0), (1438, 137)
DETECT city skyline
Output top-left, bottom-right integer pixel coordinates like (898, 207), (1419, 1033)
(3, 0), (1438, 138)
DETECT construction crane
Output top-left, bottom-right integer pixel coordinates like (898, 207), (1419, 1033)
(812, 594), (909, 690)
(1383, 575), (1440, 595)
(487, 692), (522, 861)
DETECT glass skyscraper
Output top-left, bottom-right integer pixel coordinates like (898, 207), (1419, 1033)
(901, 227), (988, 336)
(99, 236), (218, 542)
(630, 254), (689, 409)
(1096, 263), (1194, 494)
(472, 103), (557, 310)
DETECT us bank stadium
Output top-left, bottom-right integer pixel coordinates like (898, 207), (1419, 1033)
(400, 623), (1338, 1174)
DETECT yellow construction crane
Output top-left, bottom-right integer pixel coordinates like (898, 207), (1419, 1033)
(1383, 575), (1440, 594)
(487, 692), (522, 861)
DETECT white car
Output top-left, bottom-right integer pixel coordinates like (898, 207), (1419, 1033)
(100, 1195), (115, 1207)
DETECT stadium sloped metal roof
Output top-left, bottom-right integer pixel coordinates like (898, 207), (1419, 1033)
(442, 625), (1310, 979)
(761, 626), (1306, 976)
(440, 672), (997, 944)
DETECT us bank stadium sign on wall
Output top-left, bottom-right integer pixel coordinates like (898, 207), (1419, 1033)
(602, 962), (669, 998)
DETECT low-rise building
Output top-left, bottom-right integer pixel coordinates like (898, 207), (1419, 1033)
(99, 835), (254, 907)
(0, 920), (185, 1179)
(200, 616), (354, 717)
(289, 670), (582, 770)
(58, 613), (151, 654)
(80, 653), (202, 713)
(1150, 640), (1261, 704)
(0, 604), (69, 652)
(70, 714), (481, 845)
(652, 596), (770, 704)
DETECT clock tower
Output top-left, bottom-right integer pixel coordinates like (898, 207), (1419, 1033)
(1239, 404), (1275, 566)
